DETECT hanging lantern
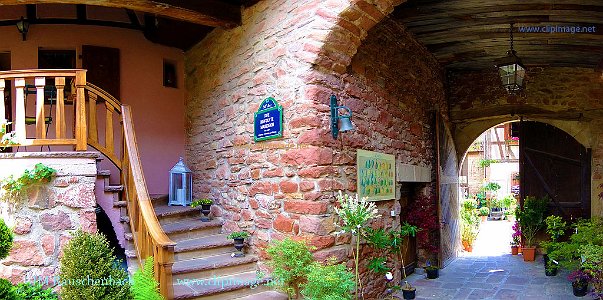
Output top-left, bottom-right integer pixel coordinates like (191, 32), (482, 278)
(495, 23), (526, 94)
(168, 157), (192, 206)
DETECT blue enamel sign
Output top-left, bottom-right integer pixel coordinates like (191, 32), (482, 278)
(254, 97), (283, 141)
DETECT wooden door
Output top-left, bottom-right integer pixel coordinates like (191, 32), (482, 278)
(436, 114), (461, 267)
(519, 121), (591, 219)
(82, 45), (120, 99)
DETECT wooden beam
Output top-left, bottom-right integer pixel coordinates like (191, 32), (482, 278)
(126, 9), (141, 28)
(0, 0), (241, 28)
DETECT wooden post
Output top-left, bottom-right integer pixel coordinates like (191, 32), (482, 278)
(105, 102), (114, 156)
(75, 70), (87, 150)
(14, 78), (26, 143)
(55, 77), (66, 139)
(88, 92), (98, 143)
(158, 246), (174, 299)
(35, 77), (46, 139)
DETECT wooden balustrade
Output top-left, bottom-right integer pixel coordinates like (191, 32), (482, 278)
(0, 69), (87, 149)
(0, 69), (176, 299)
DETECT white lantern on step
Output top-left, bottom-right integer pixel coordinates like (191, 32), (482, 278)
(168, 157), (192, 206)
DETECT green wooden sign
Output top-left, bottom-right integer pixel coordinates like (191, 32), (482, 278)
(254, 97), (283, 142)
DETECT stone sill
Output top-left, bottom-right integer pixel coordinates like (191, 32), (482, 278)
(0, 151), (100, 159)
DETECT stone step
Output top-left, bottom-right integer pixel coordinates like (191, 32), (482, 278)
(105, 185), (124, 192)
(173, 253), (258, 282)
(151, 194), (169, 206)
(97, 169), (111, 177)
(154, 204), (202, 225)
(172, 271), (271, 300)
(120, 216), (130, 224)
(174, 234), (235, 261)
(113, 200), (127, 208)
(162, 218), (223, 242)
(233, 291), (289, 300)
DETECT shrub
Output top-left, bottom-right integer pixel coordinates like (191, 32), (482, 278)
(0, 218), (14, 259)
(59, 230), (131, 300)
(478, 207), (490, 217)
(131, 256), (163, 300)
(266, 237), (314, 299)
(0, 278), (17, 300)
(516, 196), (548, 247)
(226, 231), (249, 239)
(462, 200), (475, 211)
(301, 260), (355, 300)
(14, 282), (58, 300)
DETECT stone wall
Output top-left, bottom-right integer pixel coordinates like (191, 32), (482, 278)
(0, 152), (98, 286)
(184, 0), (445, 297)
(448, 67), (603, 216)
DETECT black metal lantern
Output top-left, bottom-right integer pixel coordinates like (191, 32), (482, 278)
(496, 23), (526, 94)
(168, 157), (192, 206)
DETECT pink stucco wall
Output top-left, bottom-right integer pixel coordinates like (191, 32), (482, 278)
(0, 24), (185, 194)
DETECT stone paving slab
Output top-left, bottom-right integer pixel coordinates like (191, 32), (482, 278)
(393, 221), (582, 300)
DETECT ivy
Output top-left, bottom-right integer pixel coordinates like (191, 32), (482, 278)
(1, 163), (56, 201)
(0, 121), (17, 149)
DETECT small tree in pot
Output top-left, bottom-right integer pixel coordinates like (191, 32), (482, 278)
(516, 196), (548, 261)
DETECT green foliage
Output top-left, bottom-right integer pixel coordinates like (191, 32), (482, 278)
(131, 256), (163, 300)
(364, 228), (390, 250)
(461, 204), (480, 245)
(488, 197), (503, 209)
(301, 260), (355, 300)
(1, 163), (56, 202)
(190, 198), (213, 207)
(482, 182), (501, 192)
(462, 199), (476, 211)
(516, 196), (548, 247)
(14, 282), (58, 300)
(478, 207), (490, 217)
(0, 121), (16, 149)
(478, 159), (498, 168)
(367, 257), (390, 274)
(266, 238), (315, 299)
(226, 231), (249, 239)
(545, 215), (566, 242)
(0, 278), (17, 300)
(59, 230), (131, 300)
(501, 195), (517, 210)
(334, 191), (380, 235)
(0, 218), (13, 259)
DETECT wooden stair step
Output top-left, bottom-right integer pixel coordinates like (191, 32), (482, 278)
(173, 253), (258, 281)
(105, 185), (123, 192)
(233, 291), (288, 300)
(172, 271), (270, 300)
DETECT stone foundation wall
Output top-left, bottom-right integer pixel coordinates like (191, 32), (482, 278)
(0, 152), (98, 285)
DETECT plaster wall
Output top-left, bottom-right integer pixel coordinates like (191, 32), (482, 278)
(0, 24), (185, 195)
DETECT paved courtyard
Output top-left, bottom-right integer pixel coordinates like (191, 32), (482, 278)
(397, 220), (581, 300)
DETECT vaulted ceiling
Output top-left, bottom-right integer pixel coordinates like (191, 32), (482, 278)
(392, 0), (603, 70)
(0, 1), (256, 50)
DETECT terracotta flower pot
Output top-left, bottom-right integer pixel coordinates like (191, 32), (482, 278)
(522, 247), (536, 261)
(511, 246), (518, 255)
(462, 240), (473, 252)
(481, 215), (487, 222)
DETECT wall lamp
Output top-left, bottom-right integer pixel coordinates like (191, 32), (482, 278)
(16, 17), (29, 41)
(330, 94), (354, 139)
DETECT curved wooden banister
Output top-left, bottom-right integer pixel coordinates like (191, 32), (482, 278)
(84, 83), (122, 169)
(121, 105), (176, 299)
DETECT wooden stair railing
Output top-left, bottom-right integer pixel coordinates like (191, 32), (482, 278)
(121, 105), (176, 299)
(0, 69), (176, 299)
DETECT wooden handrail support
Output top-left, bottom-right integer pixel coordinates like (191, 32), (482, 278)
(121, 105), (176, 299)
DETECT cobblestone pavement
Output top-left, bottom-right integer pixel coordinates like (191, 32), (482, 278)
(395, 220), (582, 300)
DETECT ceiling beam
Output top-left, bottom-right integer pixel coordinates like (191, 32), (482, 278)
(0, 0), (241, 28)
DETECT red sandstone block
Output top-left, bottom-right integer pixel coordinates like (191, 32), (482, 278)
(249, 182), (277, 196)
(273, 215), (294, 233)
(308, 235), (335, 250)
(303, 192), (323, 201)
(299, 181), (315, 192)
(281, 147), (333, 166)
(317, 179), (345, 191)
(264, 168), (284, 178)
(279, 181), (299, 193)
(284, 201), (328, 214)
(299, 215), (335, 235)
(298, 166), (337, 178)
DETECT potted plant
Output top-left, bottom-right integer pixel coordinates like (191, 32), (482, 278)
(227, 231), (249, 257)
(510, 221), (521, 255)
(516, 196), (548, 261)
(478, 207), (489, 222)
(568, 270), (590, 297)
(542, 215), (566, 275)
(424, 260), (439, 279)
(401, 281), (416, 300)
(191, 198), (213, 222)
